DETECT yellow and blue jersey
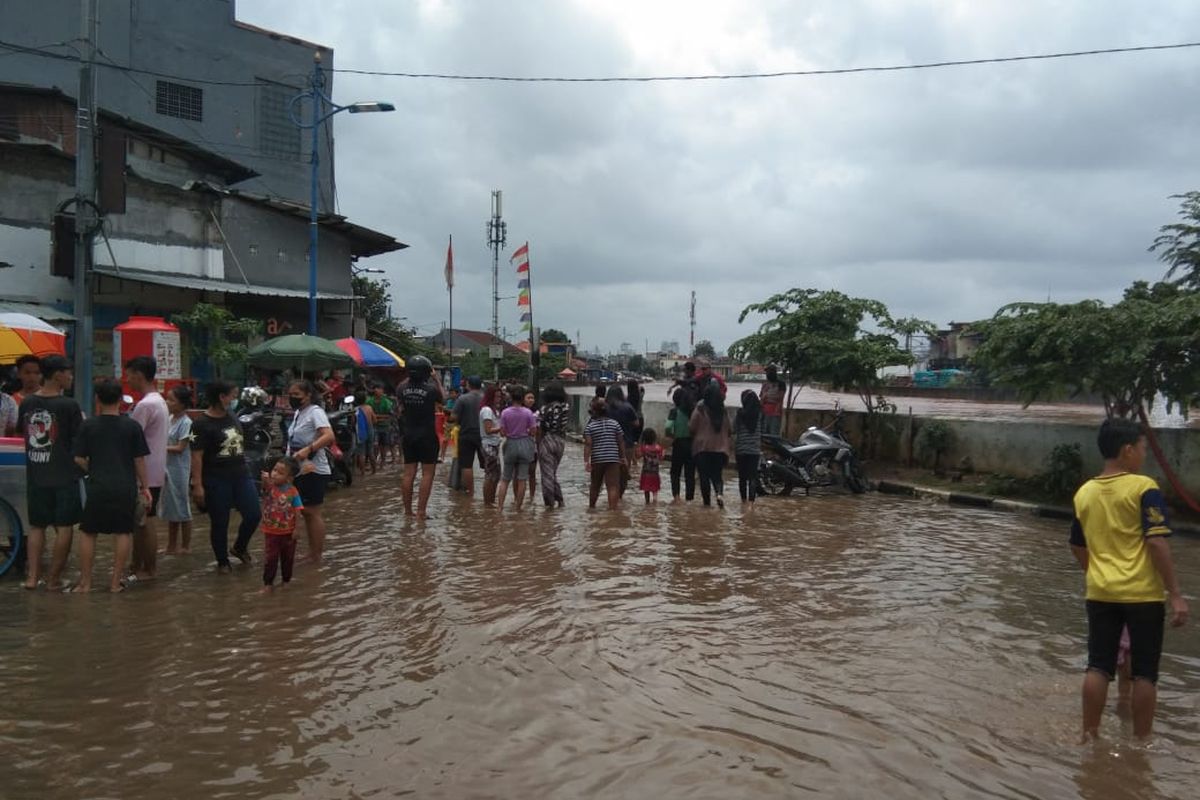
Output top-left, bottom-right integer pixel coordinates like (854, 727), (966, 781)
(1069, 473), (1171, 603)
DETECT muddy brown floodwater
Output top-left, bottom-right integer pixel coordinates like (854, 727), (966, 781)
(5, 444), (1200, 799)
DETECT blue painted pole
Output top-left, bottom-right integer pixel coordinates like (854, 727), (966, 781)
(308, 59), (322, 335)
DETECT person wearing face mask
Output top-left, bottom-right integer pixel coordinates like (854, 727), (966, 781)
(190, 379), (261, 572)
(285, 379), (335, 564)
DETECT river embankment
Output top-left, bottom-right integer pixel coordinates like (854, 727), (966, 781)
(567, 387), (1200, 508)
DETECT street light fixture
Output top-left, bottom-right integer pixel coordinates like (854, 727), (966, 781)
(290, 52), (394, 336)
(349, 266), (386, 338)
(347, 102), (395, 114)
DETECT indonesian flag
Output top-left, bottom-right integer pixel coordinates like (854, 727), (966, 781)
(444, 235), (454, 290)
(511, 242), (530, 273)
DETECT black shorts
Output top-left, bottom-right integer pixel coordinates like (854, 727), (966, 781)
(403, 433), (440, 465)
(26, 483), (82, 529)
(457, 432), (485, 469)
(145, 486), (162, 518)
(81, 488), (137, 535)
(1086, 600), (1166, 683)
(294, 472), (329, 508)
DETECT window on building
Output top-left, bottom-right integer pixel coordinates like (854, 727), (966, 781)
(156, 81), (203, 122)
(258, 80), (301, 160)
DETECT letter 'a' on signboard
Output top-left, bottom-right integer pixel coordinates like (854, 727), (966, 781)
(489, 345), (504, 360)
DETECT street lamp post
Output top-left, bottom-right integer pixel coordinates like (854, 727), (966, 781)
(350, 265), (385, 338)
(290, 52), (394, 335)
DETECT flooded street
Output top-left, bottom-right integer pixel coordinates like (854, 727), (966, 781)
(5, 444), (1200, 799)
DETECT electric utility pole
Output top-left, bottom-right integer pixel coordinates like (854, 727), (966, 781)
(73, 0), (98, 412)
(485, 190), (507, 381)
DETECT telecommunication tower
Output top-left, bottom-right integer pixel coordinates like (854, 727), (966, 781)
(485, 190), (507, 380)
(689, 290), (696, 355)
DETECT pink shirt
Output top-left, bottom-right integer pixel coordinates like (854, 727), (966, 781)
(499, 405), (538, 439)
(131, 390), (169, 488)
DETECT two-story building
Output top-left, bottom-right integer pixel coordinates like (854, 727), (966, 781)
(0, 2), (406, 377)
(0, 84), (403, 378)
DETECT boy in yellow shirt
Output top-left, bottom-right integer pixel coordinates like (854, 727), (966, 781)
(1069, 417), (1189, 740)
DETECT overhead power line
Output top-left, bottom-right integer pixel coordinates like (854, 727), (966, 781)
(0, 39), (282, 86)
(329, 41), (1200, 82)
(3, 37), (1200, 87)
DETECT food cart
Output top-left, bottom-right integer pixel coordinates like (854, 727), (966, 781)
(0, 437), (26, 577)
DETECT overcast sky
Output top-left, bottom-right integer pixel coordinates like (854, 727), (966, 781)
(239, 0), (1200, 355)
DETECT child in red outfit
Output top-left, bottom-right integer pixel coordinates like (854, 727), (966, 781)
(636, 429), (664, 504)
(260, 457), (304, 592)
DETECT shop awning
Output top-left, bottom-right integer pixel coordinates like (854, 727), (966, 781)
(0, 301), (76, 321)
(93, 268), (357, 301)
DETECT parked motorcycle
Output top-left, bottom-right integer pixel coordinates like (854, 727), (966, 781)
(758, 405), (868, 495)
(238, 387), (279, 488)
(326, 397), (357, 489)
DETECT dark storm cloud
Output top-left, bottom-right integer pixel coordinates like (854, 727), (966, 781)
(239, 0), (1200, 351)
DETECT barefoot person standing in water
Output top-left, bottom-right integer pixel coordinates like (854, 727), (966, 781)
(161, 385), (194, 554)
(191, 381), (261, 573)
(17, 355), (82, 590)
(285, 380), (334, 564)
(398, 355), (445, 520)
(1069, 417), (1188, 740)
(73, 379), (150, 593)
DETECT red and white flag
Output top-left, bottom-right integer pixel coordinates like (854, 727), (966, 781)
(511, 242), (530, 273)
(444, 235), (454, 290)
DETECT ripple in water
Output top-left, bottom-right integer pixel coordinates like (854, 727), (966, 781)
(4, 449), (1199, 799)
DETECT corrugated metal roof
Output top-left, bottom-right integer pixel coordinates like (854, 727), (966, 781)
(183, 182), (407, 258)
(93, 268), (356, 300)
(0, 301), (76, 321)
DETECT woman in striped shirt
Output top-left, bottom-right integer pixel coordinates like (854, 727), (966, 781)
(584, 397), (626, 510)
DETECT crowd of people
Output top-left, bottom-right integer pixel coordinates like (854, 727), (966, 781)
(5, 350), (1195, 741)
(3, 353), (798, 593)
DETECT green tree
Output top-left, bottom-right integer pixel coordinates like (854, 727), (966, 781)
(1150, 191), (1200, 289)
(891, 316), (939, 369)
(172, 302), (262, 379)
(627, 353), (647, 373)
(730, 289), (925, 446)
(693, 339), (717, 359)
(352, 275), (443, 362)
(970, 282), (1200, 418)
(457, 351), (530, 383)
(540, 328), (571, 344)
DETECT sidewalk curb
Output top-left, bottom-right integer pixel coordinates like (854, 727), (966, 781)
(874, 479), (1197, 537)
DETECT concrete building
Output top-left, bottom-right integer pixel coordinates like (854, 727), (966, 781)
(0, 3), (409, 378)
(0, 0), (335, 208)
(0, 85), (403, 378)
(426, 329), (524, 359)
(927, 322), (985, 370)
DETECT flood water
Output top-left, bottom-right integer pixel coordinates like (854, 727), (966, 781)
(5, 445), (1199, 799)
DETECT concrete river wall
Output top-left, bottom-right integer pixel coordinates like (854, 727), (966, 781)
(568, 393), (1200, 490)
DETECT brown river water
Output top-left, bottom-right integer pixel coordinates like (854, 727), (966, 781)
(5, 445), (1199, 799)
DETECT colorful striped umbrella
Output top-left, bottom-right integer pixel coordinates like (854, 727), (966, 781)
(0, 313), (68, 364)
(334, 338), (406, 369)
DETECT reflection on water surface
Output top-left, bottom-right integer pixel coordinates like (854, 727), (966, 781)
(5, 448), (1199, 799)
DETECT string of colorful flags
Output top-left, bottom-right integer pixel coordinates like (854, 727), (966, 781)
(511, 242), (532, 332)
